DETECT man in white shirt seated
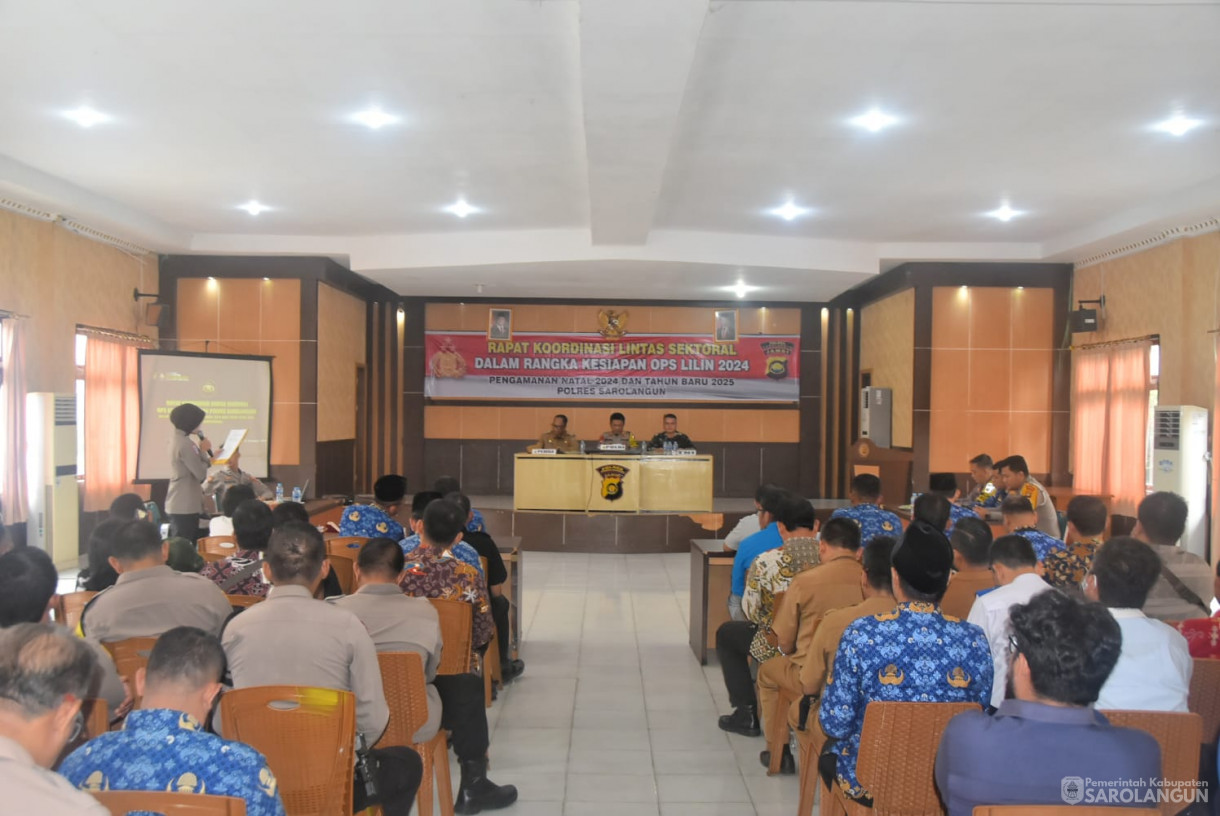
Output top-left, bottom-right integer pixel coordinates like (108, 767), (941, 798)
(1134, 491), (1215, 621)
(967, 534), (1051, 709)
(722, 484), (771, 551)
(208, 483), (256, 537)
(1084, 536), (1193, 711)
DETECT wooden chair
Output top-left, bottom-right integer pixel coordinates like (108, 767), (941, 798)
(759, 591), (795, 775)
(226, 594), (266, 609)
(375, 651), (455, 816)
(429, 598), (474, 675)
(219, 686), (355, 816)
(103, 637), (159, 708)
(325, 538), (367, 595)
(479, 556), (502, 707)
(55, 590), (97, 630)
(91, 790), (247, 815)
(1101, 710), (1203, 816)
(794, 699), (828, 816)
(81, 697), (111, 739)
(1188, 658), (1220, 745)
(199, 535), (238, 563)
(822, 700), (982, 816)
(973, 808), (1159, 815)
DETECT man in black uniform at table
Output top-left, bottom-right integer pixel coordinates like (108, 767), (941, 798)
(647, 413), (695, 450)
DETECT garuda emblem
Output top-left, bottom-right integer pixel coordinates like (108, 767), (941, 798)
(598, 309), (629, 339)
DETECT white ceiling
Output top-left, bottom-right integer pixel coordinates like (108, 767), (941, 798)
(1, 0), (1218, 301)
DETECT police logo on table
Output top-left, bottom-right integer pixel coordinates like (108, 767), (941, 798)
(596, 464), (629, 501)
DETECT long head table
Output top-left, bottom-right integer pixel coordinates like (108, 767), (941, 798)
(514, 452), (713, 513)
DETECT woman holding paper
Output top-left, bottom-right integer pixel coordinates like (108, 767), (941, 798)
(166, 402), (213, 543)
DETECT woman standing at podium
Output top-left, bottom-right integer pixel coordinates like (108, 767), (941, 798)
(166, 402), (213, 543)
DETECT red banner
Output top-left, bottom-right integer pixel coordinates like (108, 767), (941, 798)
(425, 331), (800, 402)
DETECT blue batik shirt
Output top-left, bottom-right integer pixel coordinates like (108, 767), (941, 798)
(731, 522), (783, 597)
(830, 503), (903, 547)
(946, 503), (978, 535)
(468, 508), (486, 533)
(402, 533), (484, 576)
(818, 602), (993, 801)
(338, 503), (405, 541)
(1013, 527), (1067, 562)
(59, 709), (285, 816)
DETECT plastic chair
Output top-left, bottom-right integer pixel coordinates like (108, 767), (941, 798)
(91, 790), (247, 815)
(759, 591), (794, 774)
(55, 591), (97, 630)
(103, 637), (159, 708)
(219, 686), (355, 816)
(327, 536), (370, 554)
(479, 556), (502, 707)
(1101, 709), (1203, 816)
(429, 598), (474, 675)
(1188, 658), (1220, 745)
(375, 651), (455, 816)
(793, 699), (827, 816)
(226, 594), (266, 609)
(199, 536), (238, 563)
(81, 697), (111, 739)
(973, 808), (1159, 815)
(324, 538), (366, 595)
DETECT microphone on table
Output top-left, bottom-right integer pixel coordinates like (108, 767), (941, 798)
(194, 431), (214, 458)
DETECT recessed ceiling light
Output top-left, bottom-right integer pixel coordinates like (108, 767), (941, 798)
(444, 198), (480, 218)
(768, 200), (812, 221)
(238, 200), (271, 216)
(986, 203), (1022, 222)
(1152, 114), (1203, 137)
(63, 106), (109, 128)
(849, 108), (899, 133)
(351, 106), (400, 130)
(723, 280), (758, 299)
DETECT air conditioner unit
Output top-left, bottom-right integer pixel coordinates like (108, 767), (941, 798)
(860, 387), (892, 448)
(26, 393), (79, 568)
(1151, 405), (1209, 558)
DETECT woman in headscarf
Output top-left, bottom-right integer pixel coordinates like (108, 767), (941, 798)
(166, 402), (213, 543)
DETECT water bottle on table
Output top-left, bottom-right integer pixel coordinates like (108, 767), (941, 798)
(275, 483), (284, 502)
(292, 486), (302, 503)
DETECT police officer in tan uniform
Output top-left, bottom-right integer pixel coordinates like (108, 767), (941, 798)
(526, 414), (580, 452)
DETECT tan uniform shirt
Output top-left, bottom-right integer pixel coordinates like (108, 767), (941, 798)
(80, 565), (233, 642)
(527, 430), (580, 453)
(1020, 477), (1059, 537)
(771, 554), (864, 666)
(1144, 543), (1215, 621)
(0, 735), (109, 815)
(798, 596), (898, 716)
(940, 568), (996, 621)
(166, 429), (211, 514)
(331, 584), (443, 743)
(222, 584), (389, 743)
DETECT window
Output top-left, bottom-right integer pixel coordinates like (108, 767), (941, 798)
(75, 333), (86, 477)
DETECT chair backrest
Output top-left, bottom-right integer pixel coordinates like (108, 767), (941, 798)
(81, 697), (110, 740)
(429, 597), (473, 675)
(55, 591), (97, 630)
(219, 685), (355, 816)
(1188, 658), (1220, 744)
(104, 636), (160, 702)
(1101, 709), (1203, 816)
(226, 594), (265, 609)
(855, 700), (982, 815)
(325, 550), (357, 595)
(199, 536), (238, 562)
(374, 651), (431, 749)
(972, 808), (1160, 815)
(327, 536), (369, 554)
(92, 790), (247, 815)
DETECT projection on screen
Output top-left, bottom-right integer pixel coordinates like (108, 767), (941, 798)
(137, 351), (273, 480)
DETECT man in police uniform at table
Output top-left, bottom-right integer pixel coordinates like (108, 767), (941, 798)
(527, 414), (580, 453)
(648, 413), (695, 450)
(599, 412), (638, 447)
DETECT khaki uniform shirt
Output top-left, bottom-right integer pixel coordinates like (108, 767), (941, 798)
(940, 568), (996, 621)
(223, 584), (389, 743)
(0, 736), (109, 815)
(331, 584), (443, 743)
(1145, 543), (1215, 621)
(528, 430), (579, 453)
(166, 429), (211, 514)
(1018, 477), (1058, 537)
(80, 565), (232, 642)
(771, 554), (864, 666)
(799, 596), (897, 701)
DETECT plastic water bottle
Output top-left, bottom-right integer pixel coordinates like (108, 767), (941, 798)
(292, 486), (302, 503)
(276, 483), (284, 502)
(579, 440), (586, 454)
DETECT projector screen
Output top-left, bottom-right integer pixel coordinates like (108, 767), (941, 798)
(137, 351), (273, 480)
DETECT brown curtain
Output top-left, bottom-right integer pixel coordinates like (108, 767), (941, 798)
(1, 320), (28, 523)
(83, 336), (148, 511)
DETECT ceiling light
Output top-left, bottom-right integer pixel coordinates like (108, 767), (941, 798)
(724, 281), (758, 299)
(238, 200), (271, 216)
(986, 203), (1022, 222)
(63, 106), (109, 128)
(351, 106), (400, 130)
(768, 200), (812, 221)
(1153, 114), (1203, 137)
(849, 108), (898, 133)
(444, 198), (480, 218)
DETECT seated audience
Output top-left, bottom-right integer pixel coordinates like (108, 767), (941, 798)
(966, 454), (1003, 507)
(222, 522), (421, 814)
(0, 623), (109, 815)
(1085, 537), (1192, 711)
(339, 474), (408, 541)
(0, 547), (127, 719)
(397, 499), (495, 668)
(334, 539), (517, 813)
(967, 534), (1050, 709)
(759, 516), (863, 773)
(996, 455), (1058, 535)
(940, 517), (996, 620)
(106, 494), (204, 575)
(1001, 495), (1065, 561)
(401, 491), (482, 575)
(445, 492), (523, 681)
(1172, 559), (1220, 658)
(599, 411), (636, 446)
(818, 521), (992, 805)
(722, 484), (772, 552)
(728, 484), (787, 619)
(270, 500), (310, 527)
(829, 473), (902, 546)
(1134, 491), (1214, 620)
(77, 519), (124, 592)
(108, 493), (149, 522)
(647, 412), (695, 450)
(913, 492), (952, 533)
(80, 520), (232, 641)
(936, 591), (1161, 814)
(1043, 494), (1107, 593)
(208, 483), (256, 537)
(927, 473), (977, 533)
(201, 446), (273, 509)
(200, 498), (274, 596)
(60, 627), (285, 816)
(435, 476), (485, 532)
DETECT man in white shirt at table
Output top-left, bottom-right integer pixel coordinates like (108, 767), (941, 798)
(1084, 536), (1193, 711)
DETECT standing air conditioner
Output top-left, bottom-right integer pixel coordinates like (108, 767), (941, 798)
(1151, 405), (1209, 558)
(860, 387), (893, 448)
(26, 393), (79, 568)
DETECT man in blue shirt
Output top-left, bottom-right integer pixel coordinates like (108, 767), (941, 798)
(829, 474), (902, 547)
(400, 491), (483, 575)
(339, 474), (408, 541)
(1002, 495), (1065, 562)
(729, 485), (788, 619)
(60, 627), (285, 816)
(936, 590), (1162, 815)
(819, 521), (992, 805)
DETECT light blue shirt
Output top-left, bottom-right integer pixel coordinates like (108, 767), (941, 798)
(731, 522), (783, 597)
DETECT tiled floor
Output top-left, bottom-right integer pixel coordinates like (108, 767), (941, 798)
(447, 551), (804, 816)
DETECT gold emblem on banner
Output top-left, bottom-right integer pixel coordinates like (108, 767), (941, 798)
(761, 340), (795, 380)
(597, 309), (629, 339)
(429, 338), (467, 379)
(596, 464), (629, 501)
